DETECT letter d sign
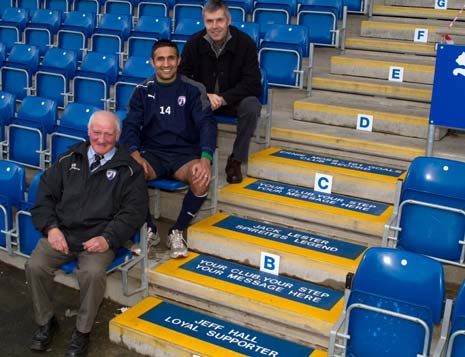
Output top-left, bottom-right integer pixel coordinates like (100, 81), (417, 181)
(357, 114), (373, 132)
(260, 252), (280, 275)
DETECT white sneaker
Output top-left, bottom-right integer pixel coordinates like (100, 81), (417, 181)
(166, 229), (188, 259)
(147, 227), (160, 259)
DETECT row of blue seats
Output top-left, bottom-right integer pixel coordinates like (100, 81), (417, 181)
(0, 0), (366, 18)
(0, 158), (148, 296)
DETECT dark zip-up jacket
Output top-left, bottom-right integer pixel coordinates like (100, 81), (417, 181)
(120, 75), (217, 157)
(31, 142), (147, 252)
(180, 25), (262, 116)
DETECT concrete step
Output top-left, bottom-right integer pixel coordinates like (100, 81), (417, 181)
(218, 177), (393, 243)
(188, 212), (367, 289)
(293, 90), (442, 139)
(247, 147), (405, 203)
(110, 296), (327, 356)
(270, 119), (427, 162)
(312, 73), (432, 102)
(148, 253), (344, 348)
(373, 5), (464, 21)
(384, 0), (465, 9)
(345, 36), (436, 56)
(360, 19), (458, 42)
(330, 51), (435, 84)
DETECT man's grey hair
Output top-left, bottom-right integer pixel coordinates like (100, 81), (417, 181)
(202, 0), (231, 20)
(87, 110), (121, 133)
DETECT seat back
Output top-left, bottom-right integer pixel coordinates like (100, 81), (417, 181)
(7, 43), (40, 72)
(41, 47), (78, 78)
(353, 247), (445, 323)
(79, 51), (119, 84)
(62, 11), (96, 37)
(0, 159), (26, 207)
(16, 95), (58, 133)
(29, 9), (61, 34)
(105, 0), (134, 15)
(299, 0), (342, 18)
(96, 13), (131, 40)
(172, 17), (203, 42)
(254, 0), (297, 16)
(121, 56), (154, 80)
(133, 15), (171, 38)
(45, 0), (72, 15)
(262, 23), (309, 56)
(0, 159), (26, 248)
(346, 247), (445, 357)
(0, 90), (16, 131)
(398, 157), (465, 262)
(0, 25), (21, 52)
(1, 7), (29, 31)
(0, 1), (14, 16)
(253, 7), (289, 38)
(173, 2), (203, 29)
(137, 1), (169, 18)
(74, 0), (100, 15)
(17, 0), (41, 13)
(232, 21), (259, 47)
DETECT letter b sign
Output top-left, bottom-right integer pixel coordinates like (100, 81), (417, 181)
(260, 252), (280, 275)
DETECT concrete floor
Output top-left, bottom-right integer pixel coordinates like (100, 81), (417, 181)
(0, 260), (141, 357)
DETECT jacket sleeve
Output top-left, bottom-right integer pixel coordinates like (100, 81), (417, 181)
(221, 36), (262, 106)
(119, 85), (146, 153)
(191, 82), (217, 156)
(31, 161), (64, 235)
(101, 164), (148, 249)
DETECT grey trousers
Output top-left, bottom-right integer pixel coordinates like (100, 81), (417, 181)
(226, 96), (262, 163)
(25, 238), (115, 333)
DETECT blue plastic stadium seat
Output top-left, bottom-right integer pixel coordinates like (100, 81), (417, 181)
(137, 0), (169, 18)
(252, 5), (290, 38)
(71, 52), (118, 109)
(0, 8), (29, 52)
(232, 21), (259, 47)
(383, 157), (465, 267)
(258, 24), (310, 88)
(171, 17), (203, 51)
(172, 1), (203, 30)
(254, 0), (296, 16)
(25, 9), (62, 56)
(49, 102), (99, 163)
(73, 0), (102, 15)
(0, 90), (16, 142)
(14, 171), (43, 257)
(16, 0), (41, 13)
(6, 96), (58, 168)
(343, 0), (365, 13)
(226, 0), (253, 21)
(297, 0), (341, 46)
(57, 11), (96, 60)
(104, 0), (135, 15)
(91, 13), (131, 65)
(1, 44), (40, 100)
(0, 1), (14, 16)
(0, 159), (26, 251)
(329, 247), (450, 357)
(44, 0), (72, 18)
(34, 48), (78, 108)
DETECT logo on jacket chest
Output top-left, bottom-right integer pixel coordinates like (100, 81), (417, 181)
(106, 169), (117, 181)
(178, 96), (186, 107)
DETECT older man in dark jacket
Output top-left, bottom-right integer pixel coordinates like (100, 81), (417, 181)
(180, 0), (262, 184)
(26, 111), (147, 357)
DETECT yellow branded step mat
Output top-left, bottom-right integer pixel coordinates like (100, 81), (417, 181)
(152, 252), (344, 324)
(219, 177), (393, 234)
(250, 148), (406, 182)
(190, 213), (366, 271)
(111, 297), (327, 356)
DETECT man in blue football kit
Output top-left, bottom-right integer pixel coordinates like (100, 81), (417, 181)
(120, 40), (217, 259)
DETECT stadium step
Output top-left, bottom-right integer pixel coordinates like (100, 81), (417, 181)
(311, 73), (432, 102)
(330, 51), (435, 84)
(246, 147), (405, 203)
(218, 177), (393, 244)
(384, 0), (464, 9)
(292, 90), (446, 140)
(360, 20), (447, 42)
(270, 119), (427, 162)
(188, 212), (367, 288)
(345, 36), (436, 56)
(372, 5), (464, 21)
(110, 296), (327, 356)
(147, 253), (344, 348)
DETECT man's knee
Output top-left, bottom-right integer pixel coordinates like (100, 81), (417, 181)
(190, 182), (209, 197)
(76, 261), (107, 283)
(237, 96), (261, 118)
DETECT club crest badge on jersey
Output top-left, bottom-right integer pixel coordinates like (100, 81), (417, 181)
(106, 169), (117, 181)
(178, 96), (186, 107)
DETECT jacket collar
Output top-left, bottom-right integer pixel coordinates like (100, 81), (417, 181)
(199, 25), (238, 56)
